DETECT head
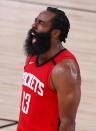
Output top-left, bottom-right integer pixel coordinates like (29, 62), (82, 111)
(24, 7), (70, 56)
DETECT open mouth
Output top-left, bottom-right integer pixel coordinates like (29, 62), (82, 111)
(31, 32), (37, 44)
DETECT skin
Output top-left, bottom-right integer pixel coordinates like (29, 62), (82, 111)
(50, 59), (81, 131)
(32, 11), (62, 62)
(28, 10), (81, 131)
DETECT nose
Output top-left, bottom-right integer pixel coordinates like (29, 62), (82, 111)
(32, 22), (38, 30)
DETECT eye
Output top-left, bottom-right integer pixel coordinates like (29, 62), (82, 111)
(39, 20), (45, 25)
(34, 18), (45, 25)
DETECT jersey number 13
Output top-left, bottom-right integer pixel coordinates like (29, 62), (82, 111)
(22, 91), (31, 114)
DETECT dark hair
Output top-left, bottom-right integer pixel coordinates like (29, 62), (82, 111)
(47, 7), (70, 43)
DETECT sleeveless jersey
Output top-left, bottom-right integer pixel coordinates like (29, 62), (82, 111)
(17, 48), (79, 131)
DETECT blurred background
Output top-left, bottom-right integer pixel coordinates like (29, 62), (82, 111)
(0, 0), (96, 130)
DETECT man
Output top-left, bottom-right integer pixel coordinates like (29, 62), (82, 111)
(17, 7), (81, 131)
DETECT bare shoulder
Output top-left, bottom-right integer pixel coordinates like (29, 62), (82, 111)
(51, 58), (81, 91)
(25, 56), (30, 64)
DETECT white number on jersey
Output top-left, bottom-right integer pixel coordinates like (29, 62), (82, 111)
(22, 91), (31, 114)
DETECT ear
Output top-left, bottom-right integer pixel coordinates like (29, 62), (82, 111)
(51, 29), (61, 40)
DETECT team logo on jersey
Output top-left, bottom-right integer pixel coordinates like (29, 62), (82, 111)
(22, 72), (44, 96)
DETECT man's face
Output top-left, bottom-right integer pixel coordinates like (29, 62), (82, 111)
(24, 11), (56, 56)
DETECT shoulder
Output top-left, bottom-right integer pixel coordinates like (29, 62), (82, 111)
(52, 59), (80, 78)
(25, 55), (36, 64)
(51, 58), (81, 91)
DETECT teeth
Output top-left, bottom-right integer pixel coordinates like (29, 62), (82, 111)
(31, 32), (35, 36)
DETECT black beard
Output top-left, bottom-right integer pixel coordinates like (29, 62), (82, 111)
(24, 28), (52, 56)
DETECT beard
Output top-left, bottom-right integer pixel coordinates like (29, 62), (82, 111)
(24, 28), (52, 56)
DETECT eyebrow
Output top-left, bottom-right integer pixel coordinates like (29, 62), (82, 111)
(35, 18), (45, 23)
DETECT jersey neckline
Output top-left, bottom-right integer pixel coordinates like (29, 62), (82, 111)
(36, 48), (67, 67)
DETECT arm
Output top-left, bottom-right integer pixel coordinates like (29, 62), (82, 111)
(51, 59), (81, 131)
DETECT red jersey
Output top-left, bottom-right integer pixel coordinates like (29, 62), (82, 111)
(17, 48), (79, 131)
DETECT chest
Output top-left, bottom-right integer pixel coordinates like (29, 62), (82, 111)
(23, 61), (52, 97)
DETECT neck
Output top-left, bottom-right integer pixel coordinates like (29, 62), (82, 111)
(38, 42), (64, 64)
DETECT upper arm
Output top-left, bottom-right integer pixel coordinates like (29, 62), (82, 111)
(51, 59), (81, 127)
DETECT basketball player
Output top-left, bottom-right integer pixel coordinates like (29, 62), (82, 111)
(17, 7), (81, 131)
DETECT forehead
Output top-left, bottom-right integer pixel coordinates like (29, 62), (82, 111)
(36, 11), (56, 22)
